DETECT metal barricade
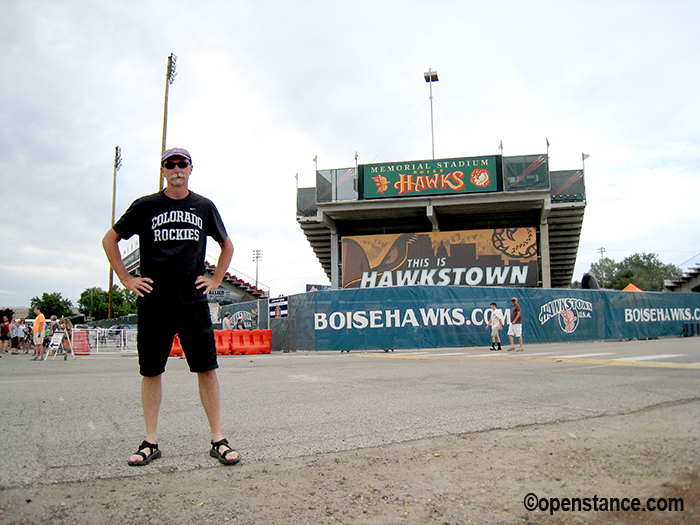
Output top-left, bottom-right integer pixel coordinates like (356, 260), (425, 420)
(71, 328), (138, 355)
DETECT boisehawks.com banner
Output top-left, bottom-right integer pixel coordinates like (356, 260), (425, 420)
(266, 286), (700, 351)
(342, 228), (538, 289)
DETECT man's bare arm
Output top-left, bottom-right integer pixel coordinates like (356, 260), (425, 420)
(102, 228), (153, 297)
(195, 237), (234, 294)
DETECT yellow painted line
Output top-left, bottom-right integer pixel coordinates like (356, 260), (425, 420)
(359, 353), (700, 370)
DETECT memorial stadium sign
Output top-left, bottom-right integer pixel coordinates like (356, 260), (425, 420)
(361, 155), (500, 199)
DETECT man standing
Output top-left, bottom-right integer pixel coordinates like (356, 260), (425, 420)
(222, 312), (231, 331)
(103, 147), (239, 467)
(507, 297), (524, 352)
(485, 302), (504, 351)
(31, 307), (46, 360)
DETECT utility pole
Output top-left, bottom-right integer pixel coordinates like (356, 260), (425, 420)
(108, 146), (122, 319)
(252, 250), (263, 289)
(159, 53), (177, 190)
(252, 250), (263, 329)
(597, 246), (606, 288)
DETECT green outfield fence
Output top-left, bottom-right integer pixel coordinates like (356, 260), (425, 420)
(246, 286), (700, 352)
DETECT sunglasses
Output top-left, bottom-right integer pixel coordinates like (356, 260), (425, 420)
(162, 161), (190, 169)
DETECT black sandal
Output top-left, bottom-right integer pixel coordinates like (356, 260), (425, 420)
(128, 440), (161, 466)
(210, 438), (240, 465)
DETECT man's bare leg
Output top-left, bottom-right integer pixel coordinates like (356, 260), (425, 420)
(198, 370), (238, 462)
(33, 340), (44, 360)
(129, 374), (162, 463)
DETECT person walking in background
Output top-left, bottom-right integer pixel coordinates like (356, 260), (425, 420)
(22, 320), (31, 353)
(10, 318), (21, 354)
(0, 316), (11, 354)
(49, 315), (58, 336)
(60, 318), (73, 355)
(103, 147), (239, 467)
(14, 319), (25, 354)
(485, 302), (504, 351)
(222, 312), (231, 330)
(32, 307), (46, 360)
(507, 297), (525, 352)
(235, 315), (246, 330)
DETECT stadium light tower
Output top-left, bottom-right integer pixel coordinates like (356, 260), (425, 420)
(424, 68), (438, 159)
(159, 53), (178, 190)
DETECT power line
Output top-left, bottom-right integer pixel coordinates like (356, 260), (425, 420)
(371, 99), (429, 163)
(432, 98), (487, 155)
(678, 251), (700, 268)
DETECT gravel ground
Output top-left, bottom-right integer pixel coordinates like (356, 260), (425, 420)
(1, 398), (698, 525)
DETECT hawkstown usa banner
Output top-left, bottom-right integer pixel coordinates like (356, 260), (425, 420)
(342, 228), (539, 289)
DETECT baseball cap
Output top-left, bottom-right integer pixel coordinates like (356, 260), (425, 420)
(162, 147), (192, 163)
(511, 297), (517, 301)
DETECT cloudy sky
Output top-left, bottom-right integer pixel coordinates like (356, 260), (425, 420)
(2, 0), (699, 308)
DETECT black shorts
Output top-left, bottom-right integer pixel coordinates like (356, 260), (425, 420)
(137, 301), (218, 377)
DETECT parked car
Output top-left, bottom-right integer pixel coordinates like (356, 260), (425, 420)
(106, 324), (134, 337)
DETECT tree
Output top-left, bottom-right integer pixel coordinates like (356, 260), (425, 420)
(78, 286), (137, 321)
(611, 253), (682, 291)
(30, 292), (73, 319)
(587, 252), (683, 291)
(79, 287), (108, 320)
(111, 286), (138, 317)
(588, 257), (617, 289)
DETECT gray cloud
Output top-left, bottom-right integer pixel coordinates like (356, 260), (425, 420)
(2, 0), (699, 307)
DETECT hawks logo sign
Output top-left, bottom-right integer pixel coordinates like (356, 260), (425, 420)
(538, 298), (593, 334)
(470, 168), (490, 188)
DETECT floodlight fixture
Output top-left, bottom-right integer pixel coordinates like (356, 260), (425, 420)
(167, 53), (178, 84)
(424, 69), (438, 83)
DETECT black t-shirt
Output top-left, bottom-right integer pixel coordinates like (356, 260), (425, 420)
(113, 190), (228, 306)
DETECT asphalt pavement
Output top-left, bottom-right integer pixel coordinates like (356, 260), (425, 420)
(1, 337), (698, 489)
